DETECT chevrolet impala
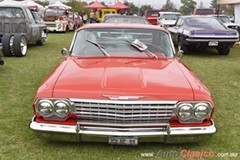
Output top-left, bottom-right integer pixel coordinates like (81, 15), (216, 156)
(30, 23), (216, 145)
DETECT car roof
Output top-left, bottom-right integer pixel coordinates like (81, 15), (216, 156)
(78, 23), (167, 31)
(159, 12), (181, 14)
(181, 15), (217, 19)
(102, 15), (150, 24)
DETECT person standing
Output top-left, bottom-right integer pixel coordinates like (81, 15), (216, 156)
(82, 11), (88, 25)
(89, 10), (95, 23)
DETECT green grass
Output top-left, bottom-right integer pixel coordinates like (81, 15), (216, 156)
(0, 32), (239, 160)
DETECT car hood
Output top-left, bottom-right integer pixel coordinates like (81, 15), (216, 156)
(47, 57), (198, 100)
(224, 22), (240, 26)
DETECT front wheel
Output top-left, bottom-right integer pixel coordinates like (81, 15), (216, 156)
(218, 46), (231, 55)
(13, 34), (27, 57)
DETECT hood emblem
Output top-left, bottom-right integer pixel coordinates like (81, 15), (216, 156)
(101, 95), (146, 100)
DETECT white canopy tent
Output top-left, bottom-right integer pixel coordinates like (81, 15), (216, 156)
(21, 0), (45, 17)
(0, 0), (22, 5)
(0, 0), (45, 17)
(47, 0), (72, 9)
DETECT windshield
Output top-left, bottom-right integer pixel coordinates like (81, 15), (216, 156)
(163, 14), (181, 20)
(146, 12), (159, 16)
(0, 7), (24, 18)
(45, 8), (66, 16)
(105, 16), (149, 24)
(71, 28), (174, 58)
(196, 9), (214, 15)
(216, 16), (231, 23)
(186, 17), (225, 29)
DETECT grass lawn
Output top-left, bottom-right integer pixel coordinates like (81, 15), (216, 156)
(0, 32), (239, 160)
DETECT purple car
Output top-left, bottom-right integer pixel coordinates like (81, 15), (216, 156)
(168, 15), (239, 55)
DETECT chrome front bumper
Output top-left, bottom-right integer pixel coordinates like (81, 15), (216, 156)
(29, 117), (216, 143)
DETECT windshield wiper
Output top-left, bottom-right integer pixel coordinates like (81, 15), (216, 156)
(125, 39), (158, 59)
(86, 39), (110, 57)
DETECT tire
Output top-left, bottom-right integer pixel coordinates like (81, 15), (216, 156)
(218, 46), (231, 55)
(2, 33), (14, 57)
(13, 34), (27, 57)
(178, 36), (188, 54)
(36, 30), (48, 45)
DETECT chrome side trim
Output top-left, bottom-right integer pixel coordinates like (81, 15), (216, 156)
(186, 38), (239, 42)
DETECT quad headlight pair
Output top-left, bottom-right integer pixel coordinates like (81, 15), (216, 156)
(35, 99), (74, 120)
(176, 102), (212, 123)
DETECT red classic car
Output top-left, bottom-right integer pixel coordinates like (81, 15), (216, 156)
(30, 23), (216, 145)
(144, 9), (163, 25)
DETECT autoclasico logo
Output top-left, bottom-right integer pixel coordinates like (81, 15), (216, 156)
(180, 150), (215, 158)
(155, 150), (215, 158)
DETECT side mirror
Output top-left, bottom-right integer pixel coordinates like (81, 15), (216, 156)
(61, 48), (68, 57)
(176, 50), (183, 59)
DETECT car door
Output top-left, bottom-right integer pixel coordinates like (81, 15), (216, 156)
(25, 8), (40, 43)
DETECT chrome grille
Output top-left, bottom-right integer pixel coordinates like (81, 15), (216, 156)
(73, 99), (176, 125)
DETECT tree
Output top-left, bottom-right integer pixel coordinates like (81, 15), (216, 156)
(210, 0), (218, 10)
(161, 0), (178, 11)
(179, 0), (197, 15)
(123, 1), (139, 14)
(65, 1), (88, 14)
(139, 4), (153, 14)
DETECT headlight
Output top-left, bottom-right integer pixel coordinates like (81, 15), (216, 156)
(177, 103), (193, 120)
(194, 103), (210, 119)
(176, 102), (213, 123)
(35, 98), (74, 120)
(54, 100), (70, 117)
(37, 100), (53, 117)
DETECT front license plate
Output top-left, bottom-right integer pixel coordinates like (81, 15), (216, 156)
(208, 41), (218, 46)
(108, 136), (138, 146)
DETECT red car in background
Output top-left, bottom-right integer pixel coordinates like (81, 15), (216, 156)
(144, 9), (163, 25)
(193, 8), (216, 15)
(69, 12), (83, 29)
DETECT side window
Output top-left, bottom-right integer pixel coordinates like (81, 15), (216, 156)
(176, 18), (183, 26)
(26, 8), (35, 23)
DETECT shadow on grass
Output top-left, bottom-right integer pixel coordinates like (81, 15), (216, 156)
(41, 139), (209, 149)
(180, 45), (239, 58)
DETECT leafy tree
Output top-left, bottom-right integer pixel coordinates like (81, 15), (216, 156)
(179, 0), (197, 15)
(139, 4), (153, 15)
(210, 0), (218, 10)
(65, 1), (88, 14)
(123, 1), (138, 14)
(161, 0), (178, 11)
